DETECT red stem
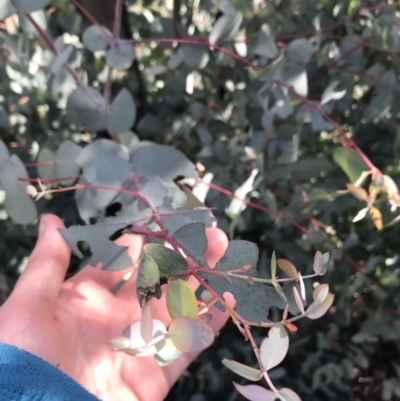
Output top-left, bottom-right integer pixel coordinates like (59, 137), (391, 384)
(118, 37), (262, 71)
(198, 178), (310, 234)
(26, 14), (57, 54)
(70, 0), (113, 39)
(112, 0), (124, 39)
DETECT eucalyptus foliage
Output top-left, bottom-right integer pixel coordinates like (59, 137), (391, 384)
(1, 0), (400, 399)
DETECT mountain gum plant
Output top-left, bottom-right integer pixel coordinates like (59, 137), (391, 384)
(3, 0), (400, 399)
(0, 131), (335, 401)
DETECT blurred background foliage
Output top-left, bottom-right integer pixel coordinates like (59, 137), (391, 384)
(1, 0), (400, 399)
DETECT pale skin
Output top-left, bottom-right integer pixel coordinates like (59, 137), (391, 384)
(0, 214), (234, 401)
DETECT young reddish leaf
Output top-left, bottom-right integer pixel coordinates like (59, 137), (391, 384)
(346, 183), (369, 201)
(233, 383), (277, 401)
(236, 264), (252, 273)
(279, 388), (302, 401)
(293, 287), (305, 315)
(166, 280), (198, 319)
(313, 251), (326, 275)
(306, 293), (334, 319)
(222, 359), (263, 381)
(313, 284), (329, 304)
(140, 303), (153, 344)
(284, 322), (298, 332)
(270, 251), (277, 279)
(277, 259), (297, 278)
(260, 324), (289, 371)
(369, 206), (383, 230)
(168, 317), (214, 353)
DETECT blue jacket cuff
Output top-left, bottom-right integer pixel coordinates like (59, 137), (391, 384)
(0, 342), (102, 401)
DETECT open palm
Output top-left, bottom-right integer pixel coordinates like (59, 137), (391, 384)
(0, 214), (232, 401)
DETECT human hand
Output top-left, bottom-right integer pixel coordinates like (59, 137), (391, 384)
(0, 214), (233, 401)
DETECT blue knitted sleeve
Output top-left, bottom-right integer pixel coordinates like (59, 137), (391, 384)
(0, 343), (102, 401)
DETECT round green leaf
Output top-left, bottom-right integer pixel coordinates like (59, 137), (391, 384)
(166, 280), (198, 319)
(56, 140), (82, 186)
(37, 148), (57, 182)
(10, 0), (48, 13)
(168, 317), (214, 353)
(10, 155), (29, 189)
(332, 147), (369, 183)
(277, 259), (297, 278)
(106, 43), (135, 69)
(143, 244), (188, 276)
(66, 87), (106, 132)
(0, 0), (16, 20)
(0, 139), (9, 162)
(82, 25), (111, 52)
(180, 45), (209, 69)
(0, 160), (37, 224)
(49, 45), (73, 75)
(260, 324), (289, 371)
(251, 23), (278, 59)
(107, 88), (136, 134)
(209, 12), (243, 44)
(287, 38), (314, 64)
(306, 293), (334, 320)
(136, 253), (161, 307)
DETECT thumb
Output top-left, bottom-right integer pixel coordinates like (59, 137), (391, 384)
(10, 214), (71, 312)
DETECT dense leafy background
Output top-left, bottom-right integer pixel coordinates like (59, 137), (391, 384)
(1, 0), (400, 400)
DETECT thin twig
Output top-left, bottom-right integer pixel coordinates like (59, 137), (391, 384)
(70, 0), (113, 39)
(113, 0), (124, 40)
(198, 178), (310, 234)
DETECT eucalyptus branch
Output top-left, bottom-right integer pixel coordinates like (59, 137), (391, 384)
(70, 0), (113, 39)
(191, 272), (245, 326)
(198, 178), (310, 234)
(244, 326), (279, 394)
(26, 14), (105, 110)
(118, 37), (262, 71)
(275, 79), (381, 177)
(112, 0), (124, 40)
